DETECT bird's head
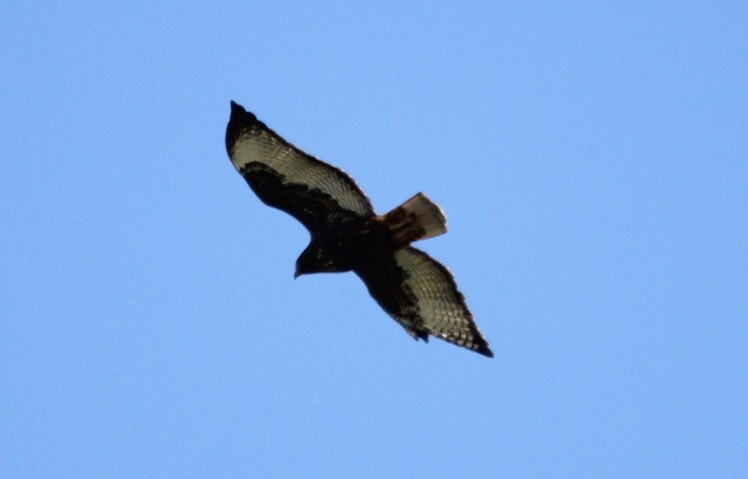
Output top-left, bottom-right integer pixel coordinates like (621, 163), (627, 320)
(294, 240), (342, 279)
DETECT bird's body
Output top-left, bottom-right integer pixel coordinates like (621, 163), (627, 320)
(295, 215), (392, 276)
(225, 101), (493, 357)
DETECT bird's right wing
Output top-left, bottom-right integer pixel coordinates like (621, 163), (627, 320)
(354, 247), (493, 357)
(226, 102), (374, 232)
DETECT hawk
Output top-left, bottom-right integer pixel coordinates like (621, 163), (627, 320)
(225, 101), (493, 357)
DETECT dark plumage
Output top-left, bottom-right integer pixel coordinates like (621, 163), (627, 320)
(225, 101), (493, 357)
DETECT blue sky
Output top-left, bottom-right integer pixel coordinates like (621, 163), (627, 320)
(2, 2), (746, 477)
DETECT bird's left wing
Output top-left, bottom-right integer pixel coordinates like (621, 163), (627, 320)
(226, 101), (374, 232)
(354, 247), (493, 357)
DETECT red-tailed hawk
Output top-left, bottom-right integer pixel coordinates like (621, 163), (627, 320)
(225, 101), (493, 357)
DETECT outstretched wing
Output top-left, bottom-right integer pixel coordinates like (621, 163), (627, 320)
(225, 101), (374, 232)
(354, 247), (493, 357)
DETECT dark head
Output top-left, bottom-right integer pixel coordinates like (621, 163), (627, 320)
(294, 239), (347, 278)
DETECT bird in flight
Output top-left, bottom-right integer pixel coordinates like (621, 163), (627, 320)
(225, 101), (493, 357)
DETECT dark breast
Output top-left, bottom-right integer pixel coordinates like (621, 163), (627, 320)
(321, 217), (396, 270)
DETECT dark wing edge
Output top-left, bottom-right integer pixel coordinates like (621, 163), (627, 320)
(354, 247), (493, 358)
(225, 101), (374, 232)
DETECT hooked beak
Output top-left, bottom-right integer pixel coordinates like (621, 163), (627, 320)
(294, 266), (301, 280)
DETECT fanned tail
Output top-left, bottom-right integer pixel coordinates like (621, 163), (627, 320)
(379, 193), (447, 247)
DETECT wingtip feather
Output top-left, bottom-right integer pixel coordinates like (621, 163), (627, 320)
(476, 345), (494, 358)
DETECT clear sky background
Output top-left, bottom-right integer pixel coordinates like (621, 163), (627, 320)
(2, 2), (746, 477)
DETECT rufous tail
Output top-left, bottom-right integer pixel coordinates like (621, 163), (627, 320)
(380, 192), (447, 247)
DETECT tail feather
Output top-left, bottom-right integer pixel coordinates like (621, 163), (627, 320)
(380, 193), (447, 247)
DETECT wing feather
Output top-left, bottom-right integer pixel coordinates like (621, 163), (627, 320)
(355, 247), (493, 357)
(226, 102), (374, 232)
